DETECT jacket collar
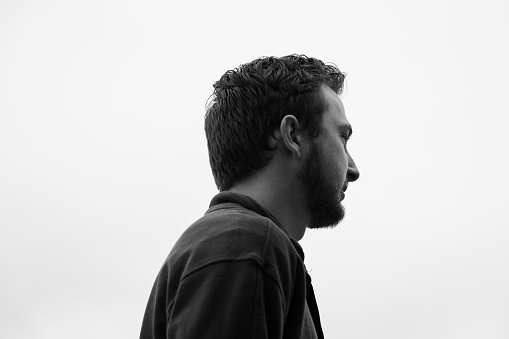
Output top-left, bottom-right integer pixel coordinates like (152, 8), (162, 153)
(207, 191), (305, 260)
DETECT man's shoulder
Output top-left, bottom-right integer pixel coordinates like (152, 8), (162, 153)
(166, 203), (302, 280)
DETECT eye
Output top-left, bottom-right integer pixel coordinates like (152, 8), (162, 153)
(341, 134), (350, 149)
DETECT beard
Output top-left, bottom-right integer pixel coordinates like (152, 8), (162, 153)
(299, 141), (345, 229)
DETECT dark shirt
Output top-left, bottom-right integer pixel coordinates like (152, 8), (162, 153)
(140, 192), (324, 338)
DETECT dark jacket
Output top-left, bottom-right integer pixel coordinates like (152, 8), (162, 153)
(140, 192), (324, 338)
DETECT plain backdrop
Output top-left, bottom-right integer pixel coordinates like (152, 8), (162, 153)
(1, 0), (508, 338)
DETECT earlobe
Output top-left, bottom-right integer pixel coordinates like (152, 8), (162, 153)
(280, 115), (302, 160)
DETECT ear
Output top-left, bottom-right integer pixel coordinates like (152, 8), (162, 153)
(280, 115), (303, 160)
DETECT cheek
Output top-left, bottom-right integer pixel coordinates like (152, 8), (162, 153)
(316, 139), (347, 179)
(323, 153), (346, 181)
(332, 153), (349, 182)
(327, 142), (348, 175)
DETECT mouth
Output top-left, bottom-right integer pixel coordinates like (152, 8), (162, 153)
(340, 184), (348, 201)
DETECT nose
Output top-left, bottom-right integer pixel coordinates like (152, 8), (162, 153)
(346, 153), (360, 182)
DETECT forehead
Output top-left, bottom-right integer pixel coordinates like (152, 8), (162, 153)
(320, 85), (350, 129)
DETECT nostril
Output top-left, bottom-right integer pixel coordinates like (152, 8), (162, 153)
(347, 169), (360, 182)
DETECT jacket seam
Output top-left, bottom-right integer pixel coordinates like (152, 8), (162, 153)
(178, 257), (285, 303)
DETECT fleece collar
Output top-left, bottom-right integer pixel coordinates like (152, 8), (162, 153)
(207, 191), (305, 261)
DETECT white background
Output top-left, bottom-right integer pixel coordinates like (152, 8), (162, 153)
(1, 0), (508, 338)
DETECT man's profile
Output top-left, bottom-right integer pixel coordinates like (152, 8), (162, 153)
(140, 54), (360, 338)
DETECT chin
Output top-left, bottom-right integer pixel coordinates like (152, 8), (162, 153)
(308, 203), (345, 229)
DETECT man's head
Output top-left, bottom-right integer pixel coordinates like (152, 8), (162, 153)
(205, 54), (345, 191)
(205, 55), (359, 229)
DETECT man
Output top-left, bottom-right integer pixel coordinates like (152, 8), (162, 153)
(140, 55), (360, 338)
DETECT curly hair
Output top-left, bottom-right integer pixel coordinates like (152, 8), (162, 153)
(204, 54), (346, 191)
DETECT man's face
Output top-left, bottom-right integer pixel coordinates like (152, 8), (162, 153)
(299, 86), (360, 229)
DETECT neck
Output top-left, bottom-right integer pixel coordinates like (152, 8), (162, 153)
(228, 172), (309, 240)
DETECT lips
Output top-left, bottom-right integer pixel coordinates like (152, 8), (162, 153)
(340, 184), (348, 201)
